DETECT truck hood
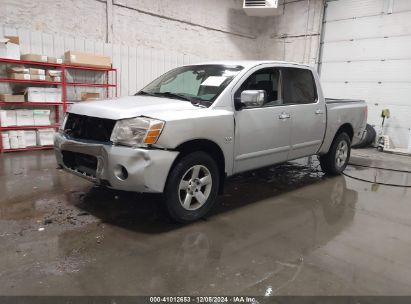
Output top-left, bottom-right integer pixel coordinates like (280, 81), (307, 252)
(68, 95), (201, 120)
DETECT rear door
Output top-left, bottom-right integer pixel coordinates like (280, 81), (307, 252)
(282, 67), (326, 160)
(233, 66), (292, 173)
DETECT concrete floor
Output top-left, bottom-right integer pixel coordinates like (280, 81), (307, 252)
(0, 149), (411, 295)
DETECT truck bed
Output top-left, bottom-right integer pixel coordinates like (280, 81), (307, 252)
(318, 98), (367, 154)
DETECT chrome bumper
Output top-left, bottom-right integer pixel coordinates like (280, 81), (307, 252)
(54, 132), (179, 193)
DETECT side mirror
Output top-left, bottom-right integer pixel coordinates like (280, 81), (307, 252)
(240, 90), (266, 108)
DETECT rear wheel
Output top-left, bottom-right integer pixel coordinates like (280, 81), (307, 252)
(164, 151), (219, 223)
(319, 132), (351, 175)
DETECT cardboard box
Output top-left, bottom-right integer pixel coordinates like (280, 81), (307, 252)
(44, 88), (61, 102)
(25, 87), (45, 102)
(51, 76), (61, 82)
(0, 110), (17, 126)
(33, 109), (51, 126)
(9, 73), (51, 81)
(31, 75), (52, 81)
(7, 66), (29, 74)
(81, 92), (100, 101)
(1, 132), (10, 150)
(29, 68), (45, 75)
(47, 69), (62, 77)
(37, 129), (55, 146)
(24, 130), (37, 147)
(47, 57), (63, 64)
(21, 53), (48, 62)
(0, 93), (25, 103)
(64, 51), (111, 68)
(0, 36), (20, 60)
(9, 73), (31, 80)
(16, 109), (34, 126)
(17, 130), (26, 148)
(6, 66), (44, 75)
(8, 132), (19, 149)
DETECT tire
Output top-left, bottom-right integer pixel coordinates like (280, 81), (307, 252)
(164, 151), (220, 223)
(319, 132), (351, 175)
(354, 124), (376, 148)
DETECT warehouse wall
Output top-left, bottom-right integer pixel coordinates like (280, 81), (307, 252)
(0, 0), (259, 60)
(320, 0), (411, 148)
(0, 0), (326, 96)
(257, 0), (325, 66)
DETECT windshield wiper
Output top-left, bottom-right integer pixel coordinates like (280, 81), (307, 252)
(153, 92), (194, 101)
(136, 91), (208, 107)
(136, 90), (155, 96)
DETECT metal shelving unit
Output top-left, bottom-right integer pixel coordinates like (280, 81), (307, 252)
(0, 57), (117, 153)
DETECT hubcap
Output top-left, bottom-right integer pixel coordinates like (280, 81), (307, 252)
(178, 165), (212, 211)
(335, 140), (348, 168)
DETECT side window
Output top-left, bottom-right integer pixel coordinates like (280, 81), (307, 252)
(282, 68), (317, 104)
(234, 68), (281, 107)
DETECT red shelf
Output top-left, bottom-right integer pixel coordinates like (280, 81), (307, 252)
(2, 145), (53, 153)
(0, 78), (62, 85)
(0, 58), (114, 71)
(0, 57), (118, 153)
(66, 82), (116, 87)
(0, 58), (61, 67)
(0, 101), (63, 106)
(1, 124), (59, 131)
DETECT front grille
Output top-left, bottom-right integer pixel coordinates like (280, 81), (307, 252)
(64, 113), (116, 142)
(62, 151), (98, 177)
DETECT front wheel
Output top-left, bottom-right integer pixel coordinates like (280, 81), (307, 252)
(319, 132), (351, 175)
(164, 151), (219, 223)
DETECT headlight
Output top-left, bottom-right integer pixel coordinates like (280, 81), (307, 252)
(110, 117), (165, 147)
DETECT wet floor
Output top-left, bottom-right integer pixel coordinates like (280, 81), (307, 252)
(0, 149), (411, 295)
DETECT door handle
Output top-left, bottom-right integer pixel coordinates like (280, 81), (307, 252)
(278, 112), (291, 120)
(315, 109), (324, 115)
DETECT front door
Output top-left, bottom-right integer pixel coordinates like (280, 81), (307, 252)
(233, 67), (292, 173)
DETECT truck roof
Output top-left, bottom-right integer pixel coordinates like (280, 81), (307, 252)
(191, 60), (312, 69)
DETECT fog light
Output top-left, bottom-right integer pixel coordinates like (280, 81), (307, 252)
(114, 165), (128, 180)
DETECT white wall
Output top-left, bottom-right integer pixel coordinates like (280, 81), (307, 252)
(0, 0), (325, 97)
(320, 0), (411, 148)
(257, 0), (324, 66)
(0, 0), (260, 61)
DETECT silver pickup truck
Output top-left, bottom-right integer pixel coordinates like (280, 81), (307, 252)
(54, 61), (367, 222)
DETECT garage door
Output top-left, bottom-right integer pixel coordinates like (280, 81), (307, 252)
(319, 0), (411, 148)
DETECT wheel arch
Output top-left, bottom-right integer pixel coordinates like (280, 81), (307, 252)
(170, 139), (226, 194)
(336, 123), (354, 141)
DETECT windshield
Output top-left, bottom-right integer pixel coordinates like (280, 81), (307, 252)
(136, 64), (244, 107)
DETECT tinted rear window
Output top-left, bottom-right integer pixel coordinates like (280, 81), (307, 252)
(282, 68), (317, 104)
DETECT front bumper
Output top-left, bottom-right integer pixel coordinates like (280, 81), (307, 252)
(54, 132), (179, 193)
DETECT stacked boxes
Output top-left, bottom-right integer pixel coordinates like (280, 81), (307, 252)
(25, 87), (61, 103)
(16, 109), (34, 126)
(25, 130), (37, 147)
(7, 65), (51, 81)
(36, 129), (55, 146)
(33, 110), (51, 125)
(0, 36), (20, 60)
(1, 132), (10, 149)
(0, 109), (51, 126)
(0, 110), (17, 126)
(20, 54), (63, 64)
(1, 129), (55, 149)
